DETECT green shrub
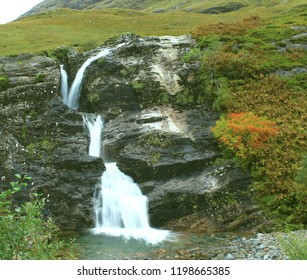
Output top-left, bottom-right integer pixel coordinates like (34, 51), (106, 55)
(132, 80), (144, 92)
(0, 75), (9, 91)
(51, 46), (70, 63)
(295, 154), (307, 187)
(87, 91), (99, 104)
(0, 174), (77, 260)
(33, 74), (46, 84)
(212, 82), (234, 112)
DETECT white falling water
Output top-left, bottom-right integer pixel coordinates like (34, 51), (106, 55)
(82, 114), (103, 158)
(92, 163), (172, 244)
(60, 65), (68, 104)
(64, 48), (111, 110)
(82, 116), (171, 244)
(95, 163), (149, 228)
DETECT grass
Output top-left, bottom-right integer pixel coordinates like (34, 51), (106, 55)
(278, 232), (307, 260)
(0, 0), (305, 56)
(0, 9), (207, 55)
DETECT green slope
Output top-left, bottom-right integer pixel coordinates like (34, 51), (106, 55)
(22, 0), (304, 16)
(0, 9), (207, 56)
(0, 0), (305, 56)
(21, 0), (242, 16)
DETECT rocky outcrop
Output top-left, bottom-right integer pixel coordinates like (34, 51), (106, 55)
(145, 165), (256, 231)
(115, 107), (219, 182)
(1, 34), (259, 233)
(0, 54), (104, 230)
(74, 34), (197, 117)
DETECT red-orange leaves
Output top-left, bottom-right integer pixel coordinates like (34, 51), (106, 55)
(211, 112), (278, 159)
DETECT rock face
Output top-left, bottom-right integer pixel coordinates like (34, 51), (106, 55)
(0, 34), (260, 233)
(77, 34), (197, 116)
(0, 54), (104, 230)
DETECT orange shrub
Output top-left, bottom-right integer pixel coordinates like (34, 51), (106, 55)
(211, 112), (278, 159)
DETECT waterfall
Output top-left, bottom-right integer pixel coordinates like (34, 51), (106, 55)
(60, 65), (68, 103)
(82, 114), (171, 244)
(92, 162), (171, 244)
(61, 45), (172, 244)
(61, 48), (111, 110)
(94, 162), (150, 229)
(82, 114), (103, 158)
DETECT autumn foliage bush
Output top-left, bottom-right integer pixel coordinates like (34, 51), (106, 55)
(211, 112), (278, 159)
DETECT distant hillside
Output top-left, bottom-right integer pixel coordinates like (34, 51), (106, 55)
(0, 0), (304, 56)
(21, 0), (301, 17)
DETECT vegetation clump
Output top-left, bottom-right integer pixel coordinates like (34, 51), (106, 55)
(192, 16), (262, 37)
(278, 232), (307, 260)
(0, 174), (77, 259)
(211, 112), (279, 160)
(33, 74), (46, 84)
(50, 46), (70, 63)
(0, 75), (9, 91)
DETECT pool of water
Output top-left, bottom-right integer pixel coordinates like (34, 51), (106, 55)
(75, 229), (241, 260)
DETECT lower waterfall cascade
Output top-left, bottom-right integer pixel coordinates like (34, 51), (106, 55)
(60, 44), (173, 244)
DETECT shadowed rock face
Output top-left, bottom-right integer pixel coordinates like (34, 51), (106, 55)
(0, 34), (259, 232)
(0, 54), (104, 230)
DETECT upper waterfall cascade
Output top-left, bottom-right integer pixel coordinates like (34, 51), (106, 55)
(60, 43), (172, 244)
(61, 48), (110, 110)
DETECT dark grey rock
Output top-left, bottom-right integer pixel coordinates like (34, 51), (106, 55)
(0, 54), (104, 231)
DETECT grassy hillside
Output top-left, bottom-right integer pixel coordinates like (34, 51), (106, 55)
(0, 0), (304, 56)
(22, 0), (305, 15)
(184, 6), (306, 230)
(0, 9), (208, 56)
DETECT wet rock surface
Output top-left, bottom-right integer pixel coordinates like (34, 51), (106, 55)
(74, 34), (197, 117)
